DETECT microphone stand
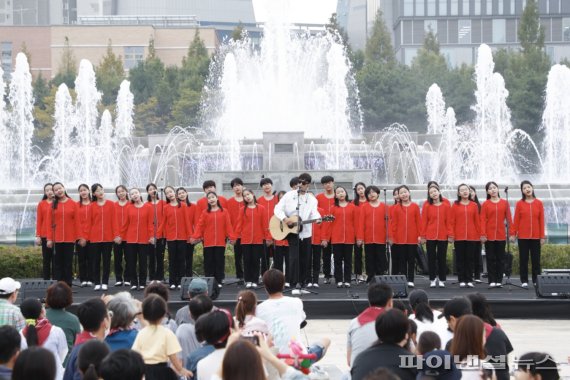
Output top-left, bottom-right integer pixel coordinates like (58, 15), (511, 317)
(502, 187), (525, 290)
(383, 189), (391, 275)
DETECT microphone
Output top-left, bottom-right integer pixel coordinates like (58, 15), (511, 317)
(504, 186), (509, 192)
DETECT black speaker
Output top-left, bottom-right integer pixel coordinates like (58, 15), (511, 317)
(19, 280), (57, 302)
(536, 275), (570, 298)
(371, 275), (408, 298)
(180, 277), (219, 301)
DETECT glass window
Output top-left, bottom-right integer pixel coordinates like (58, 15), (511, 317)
(486, 0), (493, 14)
(416, 0), (425, 16)
(124, 46), (144, 70)
(549, 0), (559, 14)
(493, 19), (506, 42)
(428, 0), (436, 15)
(404, 0), (414, 16)
(509, 0), (515, 13)
(451, 0), (459, 15)
(562, 1), (570, 13)
(439, 0), (448, 15)
(1, 41), (11, 80)
(458, 19), (472, 43)
(462, 0), (470, 14)
(564, 18), (570, 41)
(475, 0), (482, 14)
(498, 0), (504, 14)
(425, 19), (437, 33)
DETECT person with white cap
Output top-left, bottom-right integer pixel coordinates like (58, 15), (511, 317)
(0, 277), (25, 331)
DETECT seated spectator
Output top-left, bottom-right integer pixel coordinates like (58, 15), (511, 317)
(408, 289), (447, 341)
(437, 297), (472, 348)
(196, 309), (235, 380)
(347, 283), (393, 367)
(185, 313), (217, 378)
(514, 352), (560, 380)
(77, 340), (110, 380)
(416, 331), (441, 356)
(12, 346), (56, 380)
(416, 350), (461, 380)
(466, 293), (500, 327)
(351, 309), (418, 380)
(176, 294), (213, 361)
(0, 277), (25, 330)
(144, 282), (177, 333)
(235, 290), (269, 335)
(407, 319), (418, 353)
(175, 278), (210, 325)
(450, 315), (494, 380)
(20, 297), (68, 379)
(132, 294), (191, 380)
(0, 325), (22, 380)
(99, 349), (145, 380)
(45, 282), (81, 364)
(105, 292), (139, 351)
(63, 298), (110, 380)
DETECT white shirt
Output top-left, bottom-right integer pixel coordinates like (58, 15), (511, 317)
(256, 296), (306, 354)
(197, 348), (226, 380)
(274, 190), (320, 239)
(21, 325), (68, 380)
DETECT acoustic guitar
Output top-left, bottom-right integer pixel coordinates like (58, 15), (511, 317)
(269, 214), (335, 241)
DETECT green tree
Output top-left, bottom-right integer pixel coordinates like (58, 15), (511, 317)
(364, 10), (396, 66)
(231, 22), (245, 41)
(52, 36), (77, 89)
(20, 42), (32, 66)
(96, 40), (125, 105)
(33, 81), (57, 148)
(129, 38), (166, 105)
(518, 0), (545, 54)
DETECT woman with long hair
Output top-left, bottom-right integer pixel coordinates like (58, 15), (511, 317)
(158, 186), (188, 290)
(480, 181), (513, 288)
(324, 186), (357, 288)
(234, 290), (268, 334)
(469, 185), (484, 283)
(46, 182), (83, 286)
(356, 185), (388, 281)
(88, 183), (117, 291)
(353, 182), (367, 282)
(113, 185), (130, 286)
(450, 315), (494, 379)
(192, 192), (236, 286)
(119, 188), (155, 290)
(235, 189), (271, 289)
(420, 184), (451, 288)
(176, 187), (196, 278)
(390, 185), (421, 287)
(512, 180), (545, 288)
(36, 183), (55, 280)
(449, 184), (481, 288)
(146, 183), (166, 283)
(77, 183), (93, 287)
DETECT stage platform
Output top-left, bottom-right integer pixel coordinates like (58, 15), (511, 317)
(21, 275), (569, 320)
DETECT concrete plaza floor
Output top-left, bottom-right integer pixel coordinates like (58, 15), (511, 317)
(303, 319), (570, 379)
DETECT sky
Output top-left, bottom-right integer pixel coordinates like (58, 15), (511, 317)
(252, 0), (338, 25)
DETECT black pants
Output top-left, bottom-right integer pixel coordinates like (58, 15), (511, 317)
(76, 242), (92, 283)
(113, 242), (126, 282)
(243, 244), (262, 284)
(41, 237), (55, 280)
(185, 243), (194, 277)
(390, 244), (399, 275)
(260, 244), (272, 275)
(287, 235), (310, 286)
(90, 242), (113, 285)
(396, 244), (416, 282)
(474, 242), (482, 280)
(53, 243), (74, 286)
(204, 246), (225, 284)
(273, 245), (289, 277)
(485, 240), (506, 284)
(455, 241), (475, 283)
(365, 243), (388, 279)
(333, 244), (353, 283)
(354, 244), (363, 275)
(518, 239), (541, 284)
(234, 239), (244, 279)
(322, 244), (332, 279)
(426, 240), (448, 281)
(148, 238), (165, 281)
(308, 245), (322, 284)
(167, 240), (186, 286)
(126, 243), (148, 287)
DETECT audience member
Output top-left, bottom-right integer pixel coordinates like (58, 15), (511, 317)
(45, 282), (81, 363)
(144, 282), (177, 332)
(437, 296), (472, 348)
(105, 292), (139, 351)
(0, 325), (21, 380)
(450, 315), (494, 380)
(176, 294), (213, 361)
(175, 278), (209, 325)
(235, 290), (269, 335)
(77, 340), (110, 380)
(416, 331), (441, 356)
(408, 289), (447, 341)
(99, 349), (145, 380)
(185, 313), (217, 378)
(514, 352), (560, 380)
(416, 350), (461, 380)
(12, 346), (56, 380)
(63, 298), (110, 380)
(347, 283), (393, 367)
(0, 277), (25, 330)
(196, 309), (234, 380)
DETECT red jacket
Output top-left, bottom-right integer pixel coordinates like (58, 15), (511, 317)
(311, 207), (326, 245)
(158, 203), (189, 241)
(390, 203), (421, 245)
(449, 201), (481, 241)
(77, 202), (91, 240)
(325, 203), (357, 244)
(46, 198), (83, 243)
(513, 199), (545, 239)
(421, 202), (452, 241)
(184, 203), (197, 236)
(147, 200), (166, 238)
(235, 205), (271, 244)
(480, 199), (513, 241)
(316, 193), (335, 215)
(36, 200), (51, 238)
(258, 195), (278, 225)
(88, 201), (117, 243)
(196, 196), (228, 216)
(193, 209), (236, 247)
(226, 197), (244, 229)
(120, 203), (154, 244)
(356, 202), (388, 244)
(114, 201), (130, 238)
